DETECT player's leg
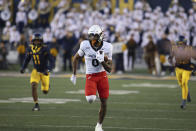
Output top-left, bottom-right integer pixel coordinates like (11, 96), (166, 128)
(187, 90), (191, 102)
(180, 69), (191, 109)
(185, 70), (192, 102)
(96, 72), (109, 131)
(31, 82), (39, 103)
(132, 53), (135, 70)
(30, 69), (41, 111)
(99, 98), (107, 124)
(144, 56), (151, 73)
(63, 51), (67, 71)
(85, 75), (97, 103)
(40, 73), (50, 94)
(175, 67), (183, 103)
(151, 55), (156, 75)
(182, 70), (192, 103)
(175, 68), (183, 87)
(175, 68), (186, 108)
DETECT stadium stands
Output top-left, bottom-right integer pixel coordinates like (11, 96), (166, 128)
(0, 0), (196, 75)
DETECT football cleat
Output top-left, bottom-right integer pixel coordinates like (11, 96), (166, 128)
(180, 105), (185, 109)
(180, 100), (186, 109)
(32, 103), (40, 111)
(95, 123), (103, 131)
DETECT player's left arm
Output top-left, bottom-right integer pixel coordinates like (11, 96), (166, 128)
(101, 59), (112, 73)
(47, 48), (55, 72)
(101, 44), (113, 73)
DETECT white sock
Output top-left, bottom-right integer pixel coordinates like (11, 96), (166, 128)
(97, 122), (102, 126)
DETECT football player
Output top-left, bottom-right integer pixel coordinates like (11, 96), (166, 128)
(169, 36), (194, 109)
(20, 33), (54, 111)
(70, 25), (112, 131)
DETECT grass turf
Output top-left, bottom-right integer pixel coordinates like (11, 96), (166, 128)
(0, 76), (196, 131)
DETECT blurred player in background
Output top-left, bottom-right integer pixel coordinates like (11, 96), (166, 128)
(169, 36), (195, 109)
(20, 33), (54, 111)
(144, 35), (157, 75)
(70, 25), (112, 131)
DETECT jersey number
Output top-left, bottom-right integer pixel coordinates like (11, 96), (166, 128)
(92, 59), (99, 67)
(33, 55), (40, 65)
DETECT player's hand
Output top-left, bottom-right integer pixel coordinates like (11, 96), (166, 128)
(96, 50), (104, 63)
(20, 69), (25, 74)
(192, 69), (196, 76)
(43, 70), (49, 76)
(70, 74), (76, 85)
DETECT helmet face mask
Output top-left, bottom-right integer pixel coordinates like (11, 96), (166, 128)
(33, 39), (42, 47)
(88, 33), (101, 41)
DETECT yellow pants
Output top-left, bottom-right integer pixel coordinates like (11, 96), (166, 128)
(175, 67), (191, 100)
(30, 69), (50, 91)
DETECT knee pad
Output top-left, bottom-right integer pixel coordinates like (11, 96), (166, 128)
(86, 95), (96, 104)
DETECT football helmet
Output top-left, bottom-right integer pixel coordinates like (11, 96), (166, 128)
(31, 33), (43, 48)
(88, 25), (103, 42)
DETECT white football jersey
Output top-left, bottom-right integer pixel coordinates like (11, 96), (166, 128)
(78, 40), (113, 74)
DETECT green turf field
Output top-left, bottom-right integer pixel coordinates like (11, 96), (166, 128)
(0, 76), (196, 131)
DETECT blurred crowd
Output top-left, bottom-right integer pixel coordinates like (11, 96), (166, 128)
(0, 0), (196, 75)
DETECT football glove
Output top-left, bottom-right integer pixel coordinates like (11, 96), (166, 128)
(20, 68), (25, 74)
(43, 69), (50, 76)
(96, 50), (104, 63)
(70, 74), (76, 85)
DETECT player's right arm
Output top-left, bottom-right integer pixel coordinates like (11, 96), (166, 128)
(98, 43), (113, 73)
(20, 48), (32, 73)
(72, 53), (82, 75)
(70, 42), (84, 85)
(101, 59), (112, 73)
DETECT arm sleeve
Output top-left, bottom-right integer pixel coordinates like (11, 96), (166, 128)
(77, 42), (85, 57)
(21, 48), (31, 70)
